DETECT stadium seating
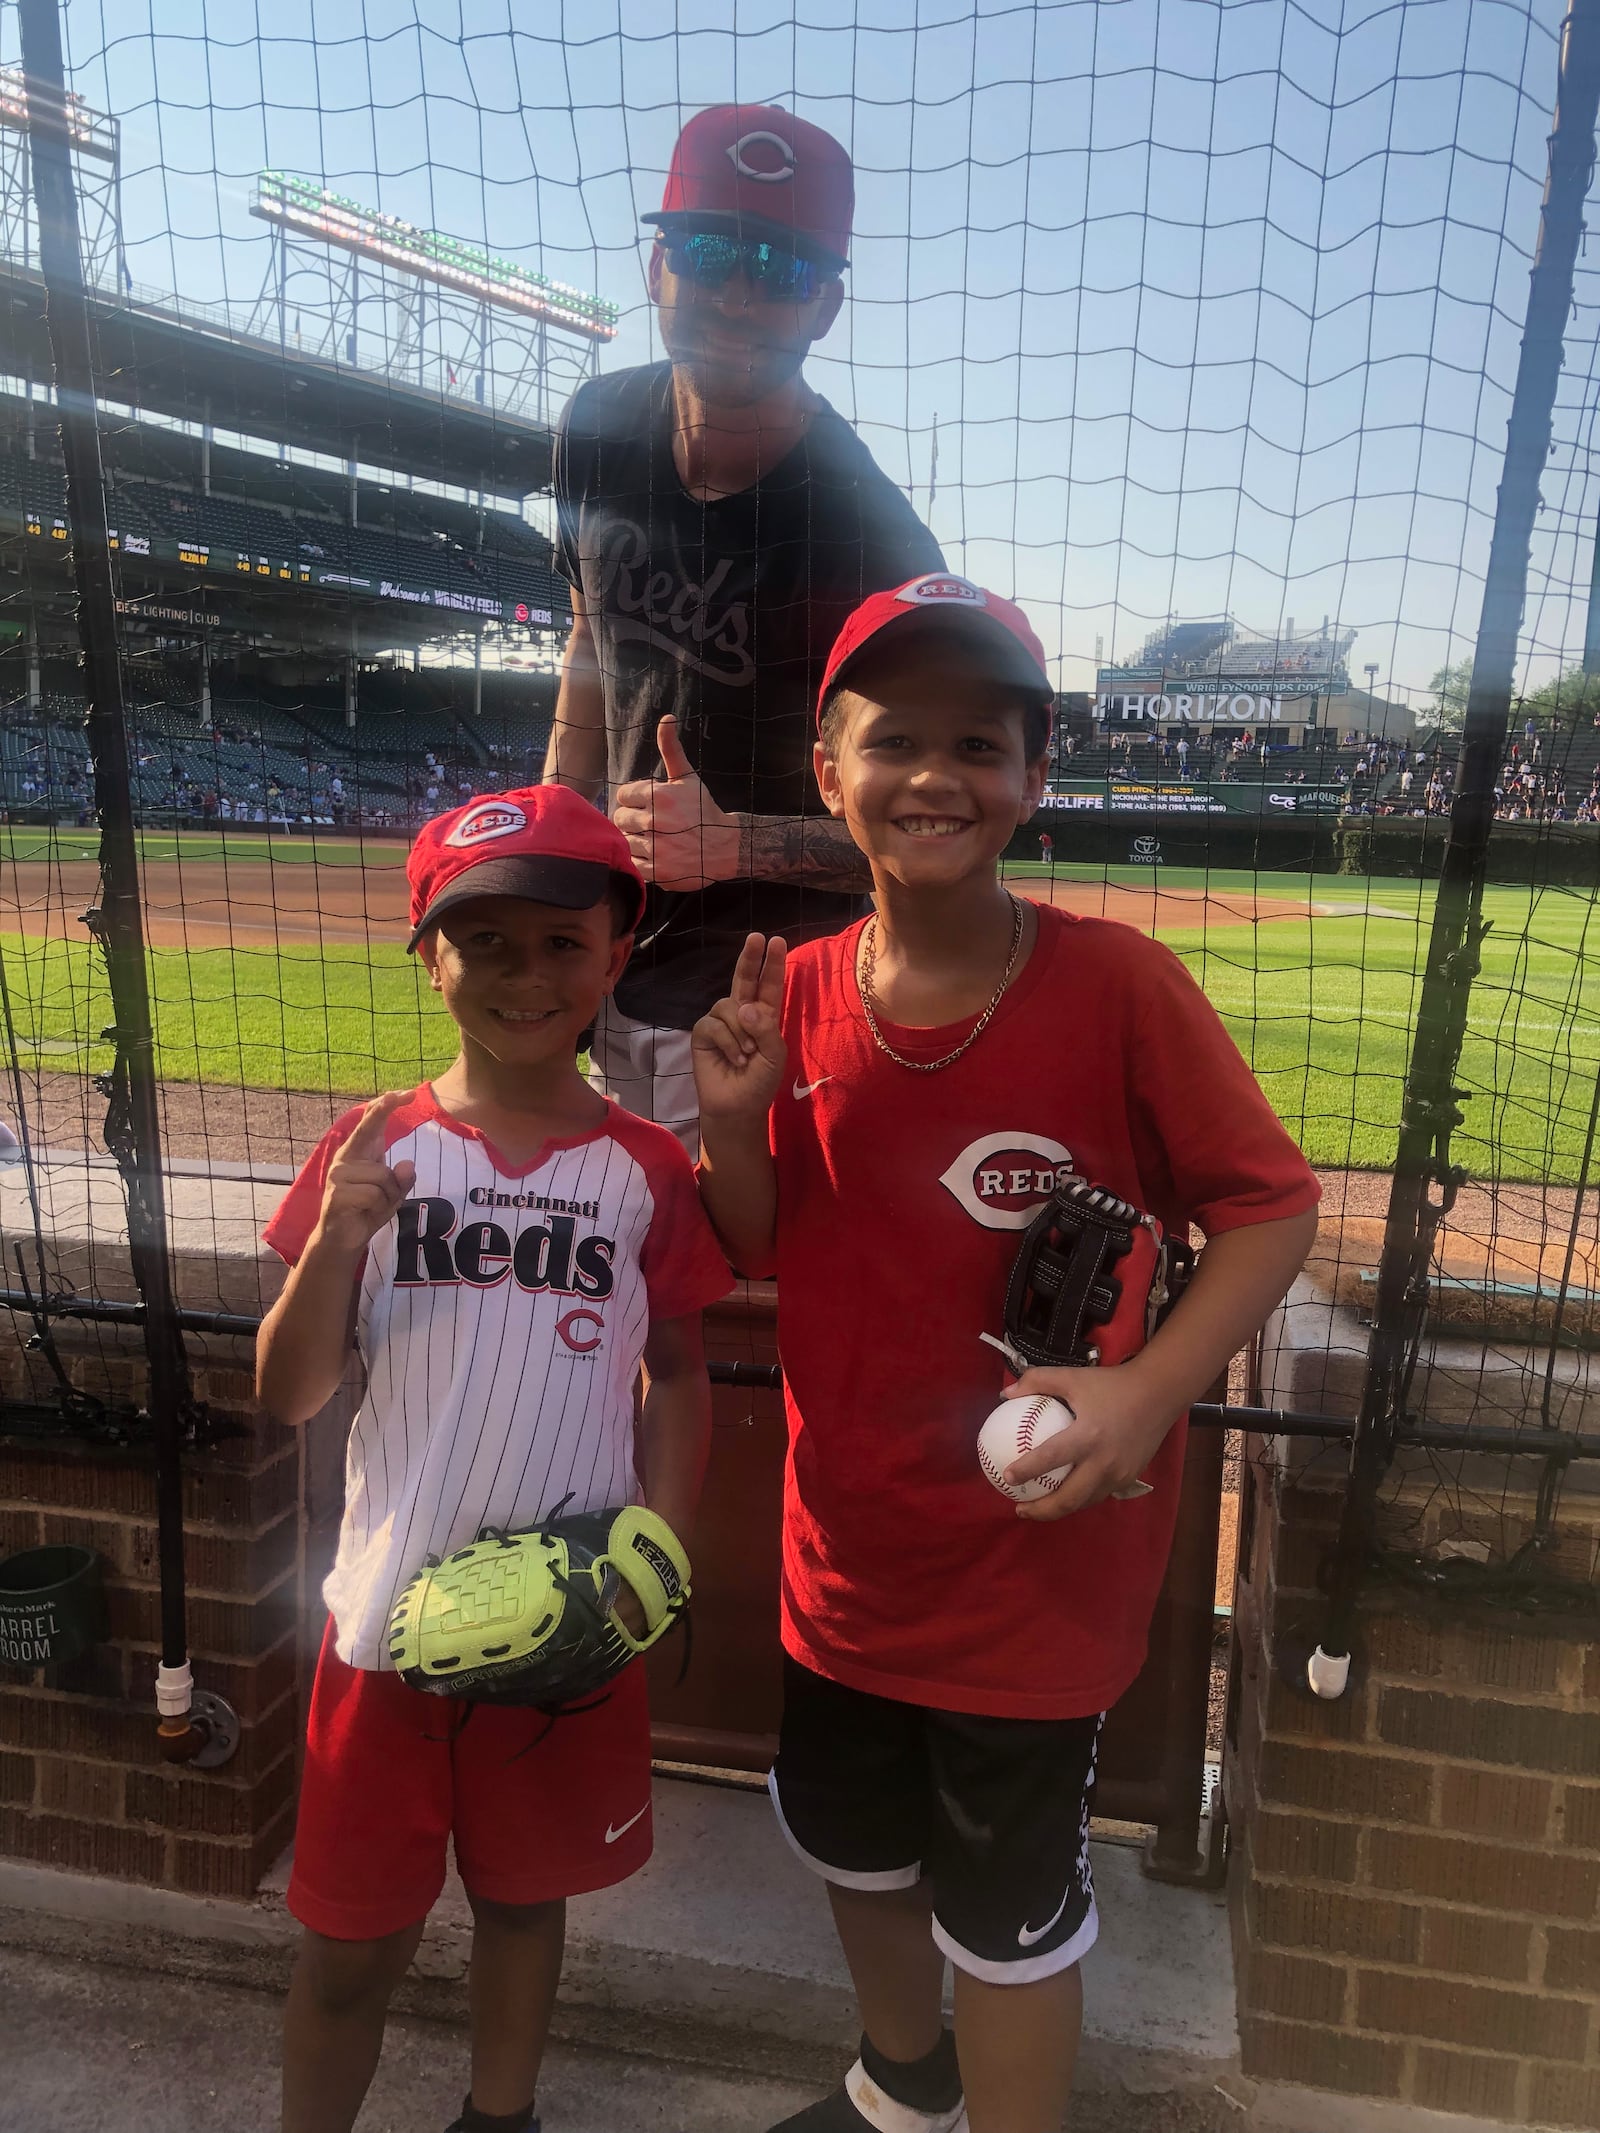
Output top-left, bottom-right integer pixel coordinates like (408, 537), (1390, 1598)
(0, 449), (566, 622)
(0, 669), (553, 825)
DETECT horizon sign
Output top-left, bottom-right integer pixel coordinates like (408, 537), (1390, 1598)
(1097, 690), (1288, 724)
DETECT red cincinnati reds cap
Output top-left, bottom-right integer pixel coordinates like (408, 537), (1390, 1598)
(644, 104), (854, 268)
(818, 574), (1054, 724)
(406, 786), (646, 950)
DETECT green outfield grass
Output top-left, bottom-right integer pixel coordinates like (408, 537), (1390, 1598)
(1162, 886), (1600, 1175)
(1, 871), (1596, 1179)
(0, 936), (457, 1096)
(0, 825), (407, 869)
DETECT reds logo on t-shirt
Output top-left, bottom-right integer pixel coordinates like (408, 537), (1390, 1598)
(937, 1130), (1076, 1230)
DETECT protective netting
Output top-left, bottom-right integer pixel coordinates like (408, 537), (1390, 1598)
(0, 0), (1589, 1616)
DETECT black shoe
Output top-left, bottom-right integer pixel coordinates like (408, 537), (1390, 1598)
(768, 2060), (967, 2132)
(443, 2101), (539, 2133)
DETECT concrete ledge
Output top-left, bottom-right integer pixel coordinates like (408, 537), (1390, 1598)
(1223, 2074), (1543, 2133)
(0, 1774), (1241, 2110)
(0, 1152), (286, 1314)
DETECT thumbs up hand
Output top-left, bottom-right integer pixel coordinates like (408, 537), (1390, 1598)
(612, 715), (741, 891)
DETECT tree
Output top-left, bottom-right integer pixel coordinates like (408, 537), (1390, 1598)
(1426, 659), (1473, 732)
(1519, 664), (1600, 728)
(1425, 658), (1600, 734)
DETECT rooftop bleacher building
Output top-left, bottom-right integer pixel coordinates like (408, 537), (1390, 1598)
(1091, 615), (1414, 741)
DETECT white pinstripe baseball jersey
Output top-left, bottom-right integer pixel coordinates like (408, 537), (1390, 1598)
(265, 1087), (731, 1669)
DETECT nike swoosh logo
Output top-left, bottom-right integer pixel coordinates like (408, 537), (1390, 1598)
(605, 1803), (650, 1844)
(793, 1077), (832, 1099)
(1017, 1882), (1072, 1949)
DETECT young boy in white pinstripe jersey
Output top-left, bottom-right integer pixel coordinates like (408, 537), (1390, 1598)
(257, 786), (730, 2133)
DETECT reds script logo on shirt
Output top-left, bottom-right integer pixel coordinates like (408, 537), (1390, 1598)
(938, 1131), (1076, 1231)
(589, 519), (756, 688)
(445, 799), (528, 848)
(394, 1198), (616, 1296)
(896, 575), (988, 609)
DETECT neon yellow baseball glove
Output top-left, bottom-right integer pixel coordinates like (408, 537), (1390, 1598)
(387, 1503), (690, 1709)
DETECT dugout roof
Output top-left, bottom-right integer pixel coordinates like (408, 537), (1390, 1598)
(0, 268), (555, 498)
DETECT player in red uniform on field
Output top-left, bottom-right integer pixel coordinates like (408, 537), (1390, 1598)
(257, 787), (730, 2133)
(693, 576), (1320, 2133)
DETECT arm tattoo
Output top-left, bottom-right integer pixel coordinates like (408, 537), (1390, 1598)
(737, 812), (874, 892)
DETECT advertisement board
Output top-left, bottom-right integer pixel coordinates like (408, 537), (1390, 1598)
(1039, 780), (1345, 817)
(7, 506), (563, 631)
(1095, 691), (1292, 725)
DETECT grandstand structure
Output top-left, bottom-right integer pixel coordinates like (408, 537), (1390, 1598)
(1091, 615), (1410, 740)
(0, 72), (582, 828)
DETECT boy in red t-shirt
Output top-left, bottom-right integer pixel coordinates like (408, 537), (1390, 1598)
(257, 787), (729, 2133)
(692, 576), (1319, 2133)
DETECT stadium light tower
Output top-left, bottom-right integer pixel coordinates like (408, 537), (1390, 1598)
(246, 173), (617, 428)
(0, 66), (125, 297)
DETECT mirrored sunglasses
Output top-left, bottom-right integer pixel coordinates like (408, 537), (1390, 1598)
(663, 230), (823, 303)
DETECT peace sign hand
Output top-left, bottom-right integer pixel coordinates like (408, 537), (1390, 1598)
(692, 934), (789, 1124)
(312, 1091), (418, 1261)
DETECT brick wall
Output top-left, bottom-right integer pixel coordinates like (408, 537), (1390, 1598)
(1227, 1448), (1600, 2127)
(0, 1305), (341, 1901)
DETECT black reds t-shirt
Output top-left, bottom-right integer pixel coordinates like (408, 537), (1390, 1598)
(554, 361), (944, 1028)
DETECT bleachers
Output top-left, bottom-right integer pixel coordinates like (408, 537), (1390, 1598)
(0, 450), (566, 622)
(0, 665), (554, 825)
(4, 688), (1592, 833)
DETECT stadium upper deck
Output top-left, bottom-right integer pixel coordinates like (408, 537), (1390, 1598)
(0, 388), (570, 662)
(0, 262), (555, 496)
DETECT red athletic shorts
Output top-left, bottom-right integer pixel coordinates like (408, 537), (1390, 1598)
(288, 1622), (655, 1940)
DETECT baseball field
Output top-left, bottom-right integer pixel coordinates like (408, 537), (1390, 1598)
(0, 826), (1595, 1181)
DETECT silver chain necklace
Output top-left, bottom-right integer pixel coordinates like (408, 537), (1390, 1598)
(858, 894), (1025, 1072)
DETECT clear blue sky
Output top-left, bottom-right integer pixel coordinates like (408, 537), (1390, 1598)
(22, 0), (1599, 704)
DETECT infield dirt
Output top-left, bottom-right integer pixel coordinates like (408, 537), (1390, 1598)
(0, 853), (1325, 951)
(1, 855), (408, 949)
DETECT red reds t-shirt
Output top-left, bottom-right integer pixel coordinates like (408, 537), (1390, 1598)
(773, 902), (1320, 1720)
(264, 1088), (730, 1669)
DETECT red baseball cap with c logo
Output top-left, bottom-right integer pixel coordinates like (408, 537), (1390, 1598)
(644, 104), (854, 269)
(405, 786), (645, 949)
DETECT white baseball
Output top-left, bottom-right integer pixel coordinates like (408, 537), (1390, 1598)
(978, 1395), (1076, 1502)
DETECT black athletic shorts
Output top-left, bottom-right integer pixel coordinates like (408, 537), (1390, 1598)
(769, 1656), (1102, 1984)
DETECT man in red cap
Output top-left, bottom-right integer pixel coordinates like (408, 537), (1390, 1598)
(545, 102), (943, 1146)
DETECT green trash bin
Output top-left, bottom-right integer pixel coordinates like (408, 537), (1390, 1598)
(0, 1545), (106, 1668)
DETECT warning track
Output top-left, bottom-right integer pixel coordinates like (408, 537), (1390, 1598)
(0, 855), (1323, 951)
(0, 856), (409, 949)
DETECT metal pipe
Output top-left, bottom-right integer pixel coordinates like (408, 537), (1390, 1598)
(1144, 1401), (1224, 1882)
(17, 0), (200, 1753)
(0, 1290), (263, 1339)
(1316, 0), (1600, 1695)
(4, 1286), (1598, 1460)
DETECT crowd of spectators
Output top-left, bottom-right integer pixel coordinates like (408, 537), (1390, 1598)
(0, 706), (550, 833)
(1064, 716), (1597, 826)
